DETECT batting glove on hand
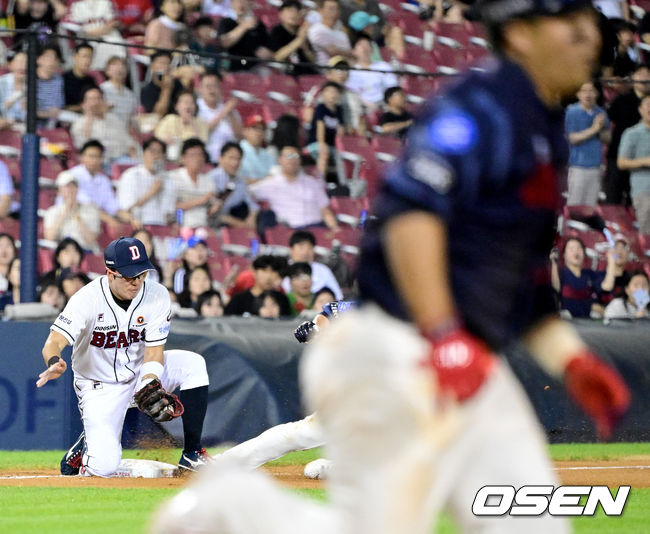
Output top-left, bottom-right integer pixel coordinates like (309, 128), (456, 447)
(294, 321), (319, 343)
(134, 379), (184, 422)
(563, 350), (630, 441)
(424, 327), (496, 402)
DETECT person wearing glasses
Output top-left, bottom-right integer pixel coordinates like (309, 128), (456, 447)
(37, 237), (213, 477)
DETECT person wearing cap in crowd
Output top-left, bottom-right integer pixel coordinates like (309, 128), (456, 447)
(342, 0), (405, 59)
(308, 0), (356, 66)
(610, 18), (640, 78)
(347, 10), (382, 61)
(44, 171), (101, 252)
(239, 114), (275, 183)
(172, 235), (210, 295)
(344, 33), (398, 110)
(378, 86), (414, 139)
(38, 236), (213, 476)
(168, 138), (221, 228)
(209, 141), (260, 228)
(189, 16), (222, 74)
(269, 0), (319, 76)
(118, 137), (176, 228)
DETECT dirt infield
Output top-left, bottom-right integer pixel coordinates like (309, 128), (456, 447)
(0, 457), (648, 489)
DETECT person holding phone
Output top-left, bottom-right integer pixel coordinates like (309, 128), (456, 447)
(604, 270), (650, 319)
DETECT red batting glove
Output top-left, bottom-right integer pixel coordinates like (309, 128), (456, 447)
(564, 349), (631, 441)
(424, 327), (496, 402)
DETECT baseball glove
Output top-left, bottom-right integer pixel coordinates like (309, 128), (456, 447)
(134, 379), (184, 422)
(294, 320), (318, 343)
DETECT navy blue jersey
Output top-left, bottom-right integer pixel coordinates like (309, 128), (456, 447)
(358, 58), (565, 350)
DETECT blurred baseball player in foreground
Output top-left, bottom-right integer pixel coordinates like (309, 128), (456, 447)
(37, 237), (212, 476)
(150, 0), (631, 531)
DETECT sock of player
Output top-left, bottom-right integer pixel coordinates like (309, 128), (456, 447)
(179, 385), (208, 452)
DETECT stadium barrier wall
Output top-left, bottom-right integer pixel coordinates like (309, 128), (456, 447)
(0, 318), (648, 450)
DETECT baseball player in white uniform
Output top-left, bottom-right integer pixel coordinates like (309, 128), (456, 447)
(37, 237), (211, 477)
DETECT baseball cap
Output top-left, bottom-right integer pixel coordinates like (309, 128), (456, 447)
(328, 55), (350, 68)
(187, 235), (208, 248)
(348, 11), (379, 32)
(279, 0), (302, 10)
(104, 237), (155, 278)
(244, 114), (266, 128)
(466, 0), (594, 24)
(56, 171), (77, 187)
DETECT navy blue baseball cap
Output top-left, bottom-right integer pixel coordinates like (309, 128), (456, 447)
(466, 0), (594, 24)
(104, 237), (155, 278)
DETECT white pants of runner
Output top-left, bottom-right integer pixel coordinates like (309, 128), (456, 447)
(567, 166), (601, 206)
(75, 349), (209, 477)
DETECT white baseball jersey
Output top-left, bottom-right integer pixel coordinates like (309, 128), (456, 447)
(51, 276), (171, 384)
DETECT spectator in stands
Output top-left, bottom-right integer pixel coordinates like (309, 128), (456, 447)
(346, 10), (386, 61)
(44, 171), (101, 252)
(617, 95), (650, 234)
(145, 0), (186, 52)
(250, 145), (339, 230)
(177, 265), (213, 308)
(286, 261), (313, 315)
(565, 81), (610, 207)
(100, 56), (139, 132)
(38, 281), (66, 311)
(113, 0), (154, 35)
(172, 235), (210, 293)
(118, 137), (174, 227)
(344, 33), (397, 110)
(551, 237), (617, 318)
(69, 0), (128, 70)
(611, 19), (639, 78)
(317, 57), (365, 135)
(189, 16), (222, 74)
(379, 86), (413, 139)
(197, 72), (242, 162)
(606, 65), (650, 204)
(306, 81), (344, 178)
(0, 233), (17, 296)
(69, 140), (130, 232)
(339, 0), (402, 57)
(196, 289), (224, 317)
(310, 286), (336, 310)
(155, 91), (210, 161)
(269, 0), (318, 76)
(225, 254), (291, 315)
(169, 138), (220, 228)
(218, 0), (272, 71)
(0, 160), (15, 220)
(14, 0), (66, 47)
(612, 237), (631, 296)
(36, 46), (64, 127)
(281, 229), (343, 298)
(60, 271), (91, 300)
(251, 290), (287, 318)
(240, 115), (274, 183)
(169, 28), (207, 86)
(63, 43), (97, 113)
(640, 11), (650, 46)
(131, 228), (164, 284)
(210, 142), (259, 228)
(39, 237), (85, 289)
(71, 87), (139, 165)
(141, 52), (185, 116)
(203, 0), (235, 17)
(0, 52), (27, 124)
(267, 113), (302, 161)
(308, 0), (354, 66)
(604, 270), (650, 319)
(308, 0), (355, 66)
(0, 257), (20, 311)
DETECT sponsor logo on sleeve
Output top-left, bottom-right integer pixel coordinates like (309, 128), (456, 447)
(58, 314), (72, 325)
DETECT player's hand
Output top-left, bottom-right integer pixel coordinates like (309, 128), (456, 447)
(36, 358), (67, 388)
(134, 378), (184, 423)
(424, 327), (496, 402)
(294, 320), (319, 343)
(564, 350), (630, 441)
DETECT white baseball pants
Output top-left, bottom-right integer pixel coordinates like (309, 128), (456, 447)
(75, 349), (209, 477)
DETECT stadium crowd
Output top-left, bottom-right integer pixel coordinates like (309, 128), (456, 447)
(0, 0), (648, 321)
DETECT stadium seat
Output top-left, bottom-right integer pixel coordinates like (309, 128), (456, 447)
(297, 75), (327, 100)
(83, 253), (107, 275)
(330, 196), (369, 220)
(111, 162), (137, 181)
(265, 73), (301, 101)
(144, 224), (179, 238)
(597, 205), (637, 233)
(264, 225), (294, 246)
(39, 158), (64, 182)
(220, 227), (260, 247)
(431, 21), (470, 48)
(336, 226), (363, 247)
(372, 136), (402, 157)
(209, 256), (233, 283)
(38, 188), (58, 211)
(433, 45), (467, 73)
(309, 227), (337, 249)
(38, 247), (54, 275)
(0, 217), (20, 239)
(0, 129), (22, 156)
(0, 156), (21, 184)
(404, 75), (438, 99)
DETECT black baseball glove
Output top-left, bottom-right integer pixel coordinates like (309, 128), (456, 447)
(294, 320), (318, 343)
(134, 379), (184, 422)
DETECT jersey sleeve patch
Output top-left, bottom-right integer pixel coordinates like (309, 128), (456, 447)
(427, 110), (478, 155)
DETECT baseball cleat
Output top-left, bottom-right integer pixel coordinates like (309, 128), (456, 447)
(60, 431), (85, 476)
(303, 458), (333, 480)
(178, 448), (213, 472)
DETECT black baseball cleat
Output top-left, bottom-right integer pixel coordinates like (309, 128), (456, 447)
(60, 431), (85, 475)
(178, 448), (213, 473)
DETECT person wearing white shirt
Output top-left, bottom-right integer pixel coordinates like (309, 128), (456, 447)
(168, 138), (220, 228)
(196, 72), (242, 162)
(307, 0), (355, 66)
(345, 33), (398, 109)
(0, 159), (16, 219)
(0, 52), (27, 124)
(100, 57), (139, 132)
(203, 0), (236, 18)
(118, 138), (175, 227)
(281, 229), (343, 299)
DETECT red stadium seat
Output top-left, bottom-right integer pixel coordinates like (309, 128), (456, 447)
(144, 224), (179, 238)
(0, 156), (21, 183)
(111, 162), (137, 181)
(264, 225), (294, 246)
(39, 158), (65, 182)
(0, 129), (22, 155)
(431, 21), (470, 48)
(38, 247), (54, 275)
(38, 188), (58, 211)
(372, 136), (402, 157)
(0, 217), (20, 239)
(209, 256), (233, 283)
(297, 75), (327, 100)
(597, 204), (637, 233)
(83, 253), (107, 275)
(220, 227), (259, 246)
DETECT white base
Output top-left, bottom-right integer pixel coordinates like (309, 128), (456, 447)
(113, 459), (179, 478)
